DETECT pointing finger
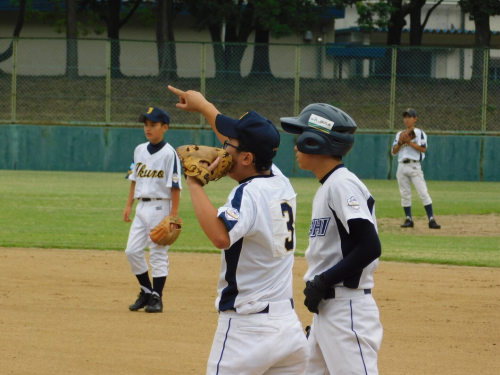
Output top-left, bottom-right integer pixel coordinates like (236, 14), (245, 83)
(168, 85), (185, 96)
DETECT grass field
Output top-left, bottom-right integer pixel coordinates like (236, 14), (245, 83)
(0, 170), (499, 267)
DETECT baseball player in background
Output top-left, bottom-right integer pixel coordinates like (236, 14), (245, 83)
(168, 85), (309, 375)
(392, 108), (441, 229)
(281, 104), (383, 375)
(123, 107), (182, 313)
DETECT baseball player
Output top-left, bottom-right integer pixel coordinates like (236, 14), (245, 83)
(392, 108), (441, 229)
(123, 107), (182, 313)
(281, 104), (383, 375)
(168, 86), (309, 375)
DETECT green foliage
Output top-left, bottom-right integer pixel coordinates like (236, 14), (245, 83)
(458, 0), (500, 21)
(0, 171), (498, 267)
(185, 0), (324, 39)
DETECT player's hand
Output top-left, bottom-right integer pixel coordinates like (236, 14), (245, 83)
(123, 206), (132, 222)
(303, 275), (329, 314)
(186, 157), (222, 187)
(168, 85), (209, 113)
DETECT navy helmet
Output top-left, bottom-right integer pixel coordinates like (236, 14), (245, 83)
(280, 103), (357, 157)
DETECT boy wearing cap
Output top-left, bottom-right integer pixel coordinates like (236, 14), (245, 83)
(392, 108), (441, 229)
(123, 107), (182, 313)
(168, 86), (309, 374)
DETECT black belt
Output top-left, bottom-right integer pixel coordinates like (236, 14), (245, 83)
(324, 289), (371, 300)
(402, 159), (418, 164)
(223, 299), (294, 314)
(140, 198), (164, 201)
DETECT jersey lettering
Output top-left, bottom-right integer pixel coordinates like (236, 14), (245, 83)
(309, 217), (330, 237)
(280, 203), (295, 251)
(135, 163), (165, 178)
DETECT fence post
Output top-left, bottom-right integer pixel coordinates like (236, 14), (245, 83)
(481, 48), (489, 133)
(200, 42), (206, 128)
(389, 46), (397, 131)
(106, 39), (111, 124)
(10, 38), (18, 123)
(294, 45), (301, 117)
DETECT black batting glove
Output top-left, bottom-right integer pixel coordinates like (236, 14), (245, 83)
(303, 274), (329, 314)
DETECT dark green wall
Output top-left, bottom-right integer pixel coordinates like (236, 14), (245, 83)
(1, 125), (499, 181)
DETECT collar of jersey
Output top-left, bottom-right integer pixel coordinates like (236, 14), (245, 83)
(147, 140), (166, 155)
(238, 172), (275, 185)
(320, 164), (345, 185)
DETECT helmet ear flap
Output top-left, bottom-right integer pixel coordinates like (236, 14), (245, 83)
(296, 131), (330, 155)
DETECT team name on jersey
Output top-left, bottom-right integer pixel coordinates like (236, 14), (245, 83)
(135, 163), (165, 178)
(309, 217), (331, 237)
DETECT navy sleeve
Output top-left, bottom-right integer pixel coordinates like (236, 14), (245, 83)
(321, 218), (381, 287)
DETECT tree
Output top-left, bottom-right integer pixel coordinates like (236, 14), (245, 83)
(155, 0), (178, 80)
(66, 0), (78, 79)
(185, 0), (254, 78)
(83, 0), (144, 78)
(459, 0), (500, 79)
(408, 0), (444, 45)
(0, 0), (27, 64)
(249, 0), (320, 77)
(186, 0), (320, 78)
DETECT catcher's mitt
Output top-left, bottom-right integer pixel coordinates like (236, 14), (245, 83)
(176, 145), (233, 186)
(149, 215), (183, 246)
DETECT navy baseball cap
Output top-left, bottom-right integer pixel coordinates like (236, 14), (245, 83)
(403, 108), (417, 117)
(215, 111), (280, 162)
(138, 107), (170, 124)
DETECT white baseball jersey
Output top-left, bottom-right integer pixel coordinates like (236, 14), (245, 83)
(392, 127), (427, 162)
(215, 164), (297, 314)
(129, 142), (182, 199)
(303, 165), (379, 289)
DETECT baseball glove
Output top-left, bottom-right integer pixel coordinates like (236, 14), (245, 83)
(407, 129), (416, 140)
(176, 145), (233, 186)
(149, 215), (183, 246)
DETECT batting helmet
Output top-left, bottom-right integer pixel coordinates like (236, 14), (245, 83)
(280, 104), (357, 156)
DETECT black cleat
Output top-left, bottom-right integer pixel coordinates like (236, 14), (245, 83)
(401, 218), (414, 228)
(429, 219), (441, 229)
(129, 290), (151, 311)
(145, 294), (163, 313)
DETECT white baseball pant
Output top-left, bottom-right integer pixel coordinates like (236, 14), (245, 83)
(396, 162), (432, 207)
(207, 299), (309, 375)
(125, 199), (171, 278)
(306, 288), (383, 375)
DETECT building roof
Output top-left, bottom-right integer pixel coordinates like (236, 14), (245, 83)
(336, 27), (499, 36)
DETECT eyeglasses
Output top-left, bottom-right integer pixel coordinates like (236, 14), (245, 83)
(223, 139), (247, 153)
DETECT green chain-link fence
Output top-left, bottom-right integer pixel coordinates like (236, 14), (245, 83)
(0, 38), (499, 134)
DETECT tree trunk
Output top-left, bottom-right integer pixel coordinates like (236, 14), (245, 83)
(208, 25), (224, 79)
(386, 0), (407, 46)
(221, 1), (255, 80)
(66, 0), (78, 79)
(0, 0), (26, 64)
(250, 27), (272, 78)
(409, 1), (425, 46)
(472, 17), (490, 80)
(108, 0), (125, 78)
(165, 0), (177, 80)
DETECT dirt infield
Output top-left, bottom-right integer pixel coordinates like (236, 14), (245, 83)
(1, 248), (499, 375)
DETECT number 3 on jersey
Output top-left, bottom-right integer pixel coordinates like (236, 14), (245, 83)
(280, 202), (295, 252)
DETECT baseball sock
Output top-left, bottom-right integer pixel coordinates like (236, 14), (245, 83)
(153, 276), (167, 297)
(403, 206), (412, 220)
(424, 204), (434, 221)
(136, 271), (152, 294)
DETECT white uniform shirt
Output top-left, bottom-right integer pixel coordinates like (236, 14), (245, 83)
(303, 166), (379, 290)
(392, 127), (427, 162)
(216, 165), (297, 314)
(129, 142), (182, 199)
